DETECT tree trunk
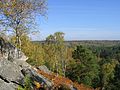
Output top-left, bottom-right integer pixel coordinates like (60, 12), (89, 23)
(64, 63), (66, 77)
(16, 30), (21, 58)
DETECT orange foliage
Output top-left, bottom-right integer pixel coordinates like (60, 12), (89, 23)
(35, 68), (98, 90)
(74, 82), (94, 90)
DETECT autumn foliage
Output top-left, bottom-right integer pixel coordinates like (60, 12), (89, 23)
(36, 68), (96, 90)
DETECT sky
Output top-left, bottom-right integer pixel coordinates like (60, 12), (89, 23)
(32, 0), (120, 40)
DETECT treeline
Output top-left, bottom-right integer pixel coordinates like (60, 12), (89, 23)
(9, 32), (120, 90)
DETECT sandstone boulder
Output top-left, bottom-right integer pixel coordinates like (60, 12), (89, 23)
(0, 58), (24, 84)
(37, 65), (51, 74)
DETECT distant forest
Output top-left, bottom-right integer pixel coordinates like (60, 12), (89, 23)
(30, 36), (120, 90)
(34, 40), (120, 47)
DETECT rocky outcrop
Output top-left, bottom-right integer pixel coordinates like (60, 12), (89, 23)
(0, 58), (24, 90)
(0, 37), (28, 61)
(0, 37), (53, 90)
(0, 78), (17, 90)
(0, 59), (24, 82)
(37, 65), (51, 74)
(22, 68), (53, 88)
(0, 57), (53, 90)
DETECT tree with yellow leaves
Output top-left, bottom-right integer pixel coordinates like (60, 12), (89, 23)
(0, 0), (47, 57)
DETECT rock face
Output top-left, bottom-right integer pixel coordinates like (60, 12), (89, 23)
(0, 57), (54, 90)
(0, 59), (24, 82)
(0, 79), (17, 90)
(22, 68), (53, 88)
(0, 58), (24, 90)
(37, 65), (51, 74)
(0, 37), (28, 61)
(0, 37), (53, 90)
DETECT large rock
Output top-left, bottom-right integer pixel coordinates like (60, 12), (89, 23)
(0, 58), (24, 83)
(37, 65), (51, 74)
(0, 78), (17, 90)
(4, 42), (28, 61)
(0, 38), (54, 90)
(21, 68), (53, 88)
(0, 37), (28, 61)
(13, 60), (31, 69)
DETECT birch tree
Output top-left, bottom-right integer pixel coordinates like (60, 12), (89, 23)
(0, 0), (47, 57)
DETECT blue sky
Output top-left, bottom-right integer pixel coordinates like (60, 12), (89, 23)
(32, 0), (120, 40)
